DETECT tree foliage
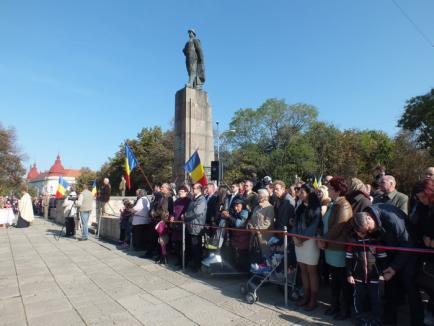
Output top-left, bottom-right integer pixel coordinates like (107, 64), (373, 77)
(0, 124), (25, 194)
(98, 127), (174, 195)
(398, 88), (434, 155)
(75, 167), (97, 192)
(222, 99), (399, 186)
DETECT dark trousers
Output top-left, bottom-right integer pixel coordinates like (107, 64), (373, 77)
(384, 259), (424, 326)
(16, 215), (30, 228)
(187, 234), (202, 269)
(329, 265), (353, 312)
(354, 282), (380, 321)
(132, 224), (157, 252)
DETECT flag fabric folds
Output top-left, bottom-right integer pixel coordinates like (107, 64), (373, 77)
(185, 151), (207, 186)
(55, 176), (70, 198)
(124, 143), (138, 190)
(313, 177), (319, 189)
(91, 180), (97, 197)
(313, 175), (323, 189)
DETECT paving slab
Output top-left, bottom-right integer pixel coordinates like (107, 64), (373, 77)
(1, 218), (399, 325)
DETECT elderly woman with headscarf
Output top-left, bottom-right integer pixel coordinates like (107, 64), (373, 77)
(16, 187), (34, 228)
(346, 177), (372, 213)
(247, 189), (275, 260)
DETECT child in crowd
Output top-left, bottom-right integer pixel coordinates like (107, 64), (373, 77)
(346, 212), (388, 326)
(119, 199), (134, 248)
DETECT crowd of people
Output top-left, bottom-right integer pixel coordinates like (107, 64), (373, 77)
(116, 166), (434, 326)
(3, 165), (433, 325)
(0, 195), (19, 211)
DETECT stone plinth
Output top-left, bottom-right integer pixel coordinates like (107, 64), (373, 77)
(174, 87), (214, 185)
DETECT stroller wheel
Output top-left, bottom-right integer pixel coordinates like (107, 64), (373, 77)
(240, 284), (247, 295)
(246, 292), (257, 304)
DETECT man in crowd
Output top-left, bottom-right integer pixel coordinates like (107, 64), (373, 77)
(243, 180), (259, 216)
(373, 175), (408, 214)
(184, 183), (207, 272)
(97, 177), (111, 219)
(205, 183), (216, 200)
(77, 183), (93, 241)
(360, 204), (423, 326)
(226, 182), (242, 214)
(273, 180), (295, 231)
(42, 192), (50, 219)
(119, 176), (126, 197)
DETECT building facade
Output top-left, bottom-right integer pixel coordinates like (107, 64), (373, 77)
(27, 155), (81, 196)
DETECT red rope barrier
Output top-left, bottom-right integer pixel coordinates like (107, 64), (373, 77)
(167, 220), (434, 255)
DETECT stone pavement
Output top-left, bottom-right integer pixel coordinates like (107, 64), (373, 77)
(0, 218), (403, 326)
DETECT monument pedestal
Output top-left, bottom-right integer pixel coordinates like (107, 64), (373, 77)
(174, 87), (214, 185)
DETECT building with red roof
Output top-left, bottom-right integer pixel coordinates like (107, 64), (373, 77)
(27, 155), (81, 195)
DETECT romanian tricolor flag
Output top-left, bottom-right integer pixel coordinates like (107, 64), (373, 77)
(124, 143), (138, 190)
(184, 151), (207, 186)
(55, 176), (70, 198)
(91, 180), (97, 197)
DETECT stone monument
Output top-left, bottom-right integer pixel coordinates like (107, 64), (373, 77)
(173, 30), (214, 184)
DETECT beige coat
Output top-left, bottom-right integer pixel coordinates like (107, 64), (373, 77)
(77, 189), (94, 212)
(19, 192), (34, 223)
(325, 196), (353, 250)
(249, 201), (275, 255)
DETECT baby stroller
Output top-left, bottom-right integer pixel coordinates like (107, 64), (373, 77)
(240, 236), (298, 304)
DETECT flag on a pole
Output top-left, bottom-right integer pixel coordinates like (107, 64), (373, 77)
(313, 177), (319, 189)
(184, 151), (207, 186)
(91, 180), (97, 197)
(124, 143), (138, 190)
(55, 176), (70, 198)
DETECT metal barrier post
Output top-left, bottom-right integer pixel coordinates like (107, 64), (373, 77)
(283, 226), (288, 306)
(182, 222), (186, 271)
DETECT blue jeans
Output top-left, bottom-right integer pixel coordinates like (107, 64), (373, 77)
(80, 211), (90, 239)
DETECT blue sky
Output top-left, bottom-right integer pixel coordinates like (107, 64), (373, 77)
(1, 0), (433, 172)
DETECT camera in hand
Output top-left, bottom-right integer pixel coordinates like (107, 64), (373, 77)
(68, 195), (78, 201)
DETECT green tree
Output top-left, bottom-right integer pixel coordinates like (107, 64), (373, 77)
(0, 124), (25, 194)
(98, 127), (174, 194)
(75, 167), (97, 192)
(398, 88), (434, 155)
(223, 98), (319, 183)
(305, 122), (341, 176)
(388, 131), (433, 195)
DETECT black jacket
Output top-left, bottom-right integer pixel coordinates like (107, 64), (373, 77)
(274, 193), (295, 231)
(346, 234), (388, 283)
(363, 204), (411, 272)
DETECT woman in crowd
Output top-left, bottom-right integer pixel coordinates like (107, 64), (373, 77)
(247, 189), (275, 260)
(346, 177), (372, 213)
(316, 185), (331, 285)
(317, 185), (331, 217)
(412, 179), (434, 325)
(292, 184), (322, 311)
(171, 185), (191, 266)
(131, 189), (151, 251)
(318, 176), (353, 320)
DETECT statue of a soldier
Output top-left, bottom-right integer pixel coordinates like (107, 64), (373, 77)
(183, 29), (205, 90)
